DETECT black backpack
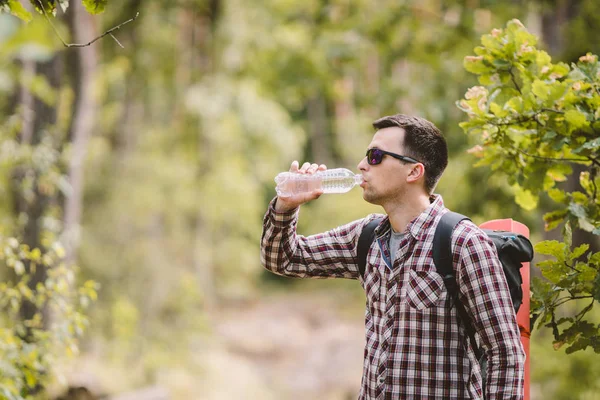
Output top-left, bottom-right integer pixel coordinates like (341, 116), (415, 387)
(357, 212), (534, 391)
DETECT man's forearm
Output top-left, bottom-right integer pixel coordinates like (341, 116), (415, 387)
(485, 339), (525, 399)
(260, 198), (299, 276)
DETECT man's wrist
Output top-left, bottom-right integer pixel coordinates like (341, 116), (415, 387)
(274, 197), (299, 214)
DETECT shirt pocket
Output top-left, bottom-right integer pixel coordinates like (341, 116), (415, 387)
(405, 267), (446, 310)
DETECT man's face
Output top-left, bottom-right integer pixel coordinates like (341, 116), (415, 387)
(357, 127), (415, 205)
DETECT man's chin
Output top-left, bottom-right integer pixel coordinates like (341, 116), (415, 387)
(362, 192), (379, 205)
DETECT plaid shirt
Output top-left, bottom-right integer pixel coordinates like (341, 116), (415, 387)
(261, 195), (525, 400)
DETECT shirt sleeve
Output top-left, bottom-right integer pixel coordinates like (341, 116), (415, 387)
(260, 197), (372, 279)
(454, 225), (526, 400)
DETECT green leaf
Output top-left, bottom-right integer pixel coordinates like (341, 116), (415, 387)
(82, 0), (107, 14)
(568, 203), (589, 226)
(535, 240), (567, 258)
(544, 209), (568, 230)
(505, 96), (524, 113)
(566, 337), (591, 354)
(564, 221), (573, 249)
(578, 217), (596, 232)
(532, 80), (548, 101)
(489, 102), (507, 117)
(7, 0), (32, 21)
(492, 59), (512, 70)
(547, 188), (567, 204)
(514, 185), (538, 210)
(564, 109), (588, 130)
(570, 244), (590, 260)
(536, 50), (551, 67)
(464, 56), (492, 75)
(24, 369), (37, 388)
(578, 264), (597, 282)
(547, 163), (572, 182)
(576, 137), (600, 152)
(539, 261), (567, 284)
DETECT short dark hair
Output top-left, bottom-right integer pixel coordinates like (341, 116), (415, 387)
(372, 114), (448, 194)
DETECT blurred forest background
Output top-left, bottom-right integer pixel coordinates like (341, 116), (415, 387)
(0, 0), (599, 399)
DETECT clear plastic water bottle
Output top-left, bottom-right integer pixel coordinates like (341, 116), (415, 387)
(275, 168), (363, 197)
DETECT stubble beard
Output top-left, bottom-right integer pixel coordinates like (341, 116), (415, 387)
(362, 187), (382, 206)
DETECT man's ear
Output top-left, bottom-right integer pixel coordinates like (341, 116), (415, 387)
(406, 163), (426, 184)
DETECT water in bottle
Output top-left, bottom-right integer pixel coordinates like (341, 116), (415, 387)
(275, 168), (363, 197)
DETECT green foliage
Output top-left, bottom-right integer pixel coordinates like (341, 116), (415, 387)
(0, 21), (97, 395)
(459, 20), (600, 354)
(0, 0), (32, 22)
(531, 310), (600, 400)
(0, 237), (98, 400)
(0, 0), (106, 21)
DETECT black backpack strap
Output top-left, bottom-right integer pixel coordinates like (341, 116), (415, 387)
(433, 212), (483, 360)
(357, 217), (382, 278)
(433, 211), (469, 280)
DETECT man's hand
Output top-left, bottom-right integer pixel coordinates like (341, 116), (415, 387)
(275, 161), (327, 212)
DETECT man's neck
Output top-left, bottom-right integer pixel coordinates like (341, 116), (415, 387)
(384, 192), (432, 234)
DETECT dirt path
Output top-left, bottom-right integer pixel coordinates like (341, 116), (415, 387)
(204, 292), (366, 400)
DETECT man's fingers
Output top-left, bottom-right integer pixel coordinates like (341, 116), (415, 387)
(290, 160), (299, 172)
(300, 162), (311, 173)
(291, 161), (323, 174)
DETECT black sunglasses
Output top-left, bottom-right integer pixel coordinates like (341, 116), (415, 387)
(366, 148), (420, 166)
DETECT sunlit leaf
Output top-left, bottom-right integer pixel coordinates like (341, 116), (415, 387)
(564, 109), (588, 130)
(535, 240), (567, 259)
(514, 185), (538, 210)
(82, 0), (107, 14)
(29, 0), (56, 16)
(5, 0), (33, 21)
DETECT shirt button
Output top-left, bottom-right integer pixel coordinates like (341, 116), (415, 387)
(378, 376), (385, 384)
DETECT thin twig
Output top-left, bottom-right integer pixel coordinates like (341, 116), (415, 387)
(575, 298), (595, 322)
(110, 33), (124, 49)
(36, 0), (138, 48)
(509, 68), (522, 94)
(541, 108), (565, 115)
(554, 295), (594, 308)
(564, 261), (582, 273)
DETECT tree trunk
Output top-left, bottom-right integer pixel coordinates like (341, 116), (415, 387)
(541, 0), (567, 57)
(540, 0), (600, 254)
(192, 0), (221, 311)
(14, 54), (63, 328)
(62, 2), (99, 265)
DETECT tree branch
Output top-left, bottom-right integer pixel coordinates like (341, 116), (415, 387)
(36, 0), (139, 48)
(510, 145), (591, 164)
(589, 157), (600, 168)
(554, 295), (594, 308)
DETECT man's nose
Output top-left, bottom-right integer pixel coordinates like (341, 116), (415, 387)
(357, 157), (368, 172)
